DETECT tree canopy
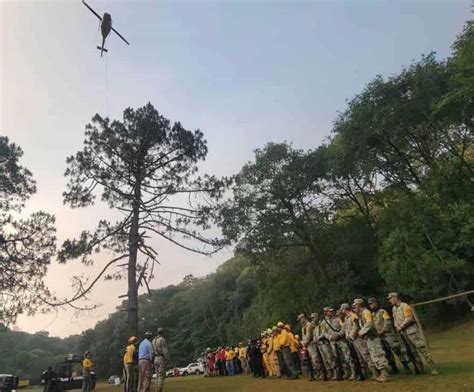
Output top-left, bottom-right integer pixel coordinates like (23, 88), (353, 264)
(59, 103), (228, 334)
(0, 136), (56, 325)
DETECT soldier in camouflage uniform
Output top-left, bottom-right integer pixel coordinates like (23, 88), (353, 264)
(368, 297), (412, 375)
(353, 298), (389, 382)
(310, 313), (325, 381)
(387, 292), (439, 375)
(297, 314), (315, 381)
(317, 307), (338, 380)
(152, 328), (170, 392)
(340, 303), (368, 380)
(324, 308), (356, 380)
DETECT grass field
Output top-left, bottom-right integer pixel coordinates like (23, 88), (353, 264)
(33, 321), (474, 392)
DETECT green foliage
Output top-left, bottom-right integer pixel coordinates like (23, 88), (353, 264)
(0, 136), (56, 324)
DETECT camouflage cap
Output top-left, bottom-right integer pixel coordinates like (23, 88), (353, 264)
(386, 292), (399, 299)
(310, 312), (319, 319)
(340, 303), (350, 310)
(352, 298), (364, 306)
(157, 327), (164, 334)
(296, 313), (305, 321)
(367, 298), (378, 304)
(323, 306), (334, 312)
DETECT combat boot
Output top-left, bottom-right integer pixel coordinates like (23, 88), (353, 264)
(371, 365), (380, 380)
(376, 368), (389, 382)
(389, 361), (399, 374)
(348, 365), (356, 381)
(402, 361), (412, 375)
(414, 361), (424, 375)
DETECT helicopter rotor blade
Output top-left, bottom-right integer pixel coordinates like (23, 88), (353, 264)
(111, 27), (130, 45)
(82, 0), (102, 20)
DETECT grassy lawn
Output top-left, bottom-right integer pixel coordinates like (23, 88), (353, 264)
(52, 321), (474, 392)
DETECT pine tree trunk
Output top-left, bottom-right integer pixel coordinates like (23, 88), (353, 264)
(127, 186), (141, 337)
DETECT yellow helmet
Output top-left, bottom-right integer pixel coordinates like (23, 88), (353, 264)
(277, 321), (284, 328)
(128, 336), (137, 343)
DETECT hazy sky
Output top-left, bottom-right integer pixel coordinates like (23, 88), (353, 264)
(1, 0), (470, 337)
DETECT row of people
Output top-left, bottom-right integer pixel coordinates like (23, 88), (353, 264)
(202, 292), (438, 383)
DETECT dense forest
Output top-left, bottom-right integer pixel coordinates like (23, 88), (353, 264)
(1, 23), (472, 379)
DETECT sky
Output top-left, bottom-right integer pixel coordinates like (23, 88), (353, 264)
(0, 0), (471, 338)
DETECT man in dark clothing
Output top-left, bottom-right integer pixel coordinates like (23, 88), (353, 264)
(249, 339), (265, 378)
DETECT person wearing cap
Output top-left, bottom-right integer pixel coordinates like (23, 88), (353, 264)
(353, 298), (389, 382)
(225, 346), (236, 376)
(286, 324), (302, 376)
(298, 314), (315, 381)
(123, 336), (138, 392)
(206, 348), (216, 377)
(152, 328), (169, 392)
(267, 327), (281, 378)
(279, 322), (299, 379)
(318, 307), (337, 381)
(238, 342), (249, 375)
(340, 303), (369, 380)
(368, 297), (412, 375)
(388, 292), (438, 375)
(274, 323), (288, 377)
(309, 313), (325, 381)
(82, 351), (93, 392)
(325, 307), (356, 381)
(138, 332), (154, 392)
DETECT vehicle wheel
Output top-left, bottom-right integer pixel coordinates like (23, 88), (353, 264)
(195, 370), (200, 375)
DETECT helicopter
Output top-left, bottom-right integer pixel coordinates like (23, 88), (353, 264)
(81, 0), (129, 56)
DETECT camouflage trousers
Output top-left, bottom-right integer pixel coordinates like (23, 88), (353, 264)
(317, 341), (335, 375)
(384, 334), (408, 362)
(403, 331), (436, 369)
(331, 340), (354, 378)
(307, 342), (324, 377)
(366, 336), (388, 370)
(352, 337), (371, 376)
(154, 357), (166, 392)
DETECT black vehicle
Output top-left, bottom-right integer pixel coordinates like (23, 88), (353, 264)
(41, 355), (96, 392)
(0, 374), (19, 392)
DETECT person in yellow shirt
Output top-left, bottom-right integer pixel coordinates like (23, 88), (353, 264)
(225, 347), (236, 375)
(238, 343), (249, 374)
(268, 326), (281, 378)
(286, 324), (302, 375)
(123, 337), (138, 392)
(82, 351), (93, 392)
(259, 334), (270, 377)
(279, 322), (298, 379)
